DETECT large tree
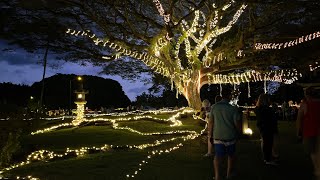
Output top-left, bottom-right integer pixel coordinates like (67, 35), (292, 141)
(1, 0), (320, 109)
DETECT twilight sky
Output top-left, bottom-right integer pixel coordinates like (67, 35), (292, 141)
(0, 41), (152, 101)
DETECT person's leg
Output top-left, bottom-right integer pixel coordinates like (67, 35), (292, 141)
(226, 143), (236, 178)
(311, 136), (320, 179)
(262, 133), (273, 162)
(311, 153), (319, 178)
(214, 156), (223, 180)
(214, 144), (225, 180)
(272, 134), (279, 158)
(304, 137), (319, 177)
(208, 137), (213, 154)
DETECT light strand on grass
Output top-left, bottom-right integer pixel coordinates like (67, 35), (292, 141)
(1, 111), (206, 180)
(2, 125), (206, 178)
(31, 108), (194, 135)
(126, 131), (205, 178)
(126, 143), (183, 178)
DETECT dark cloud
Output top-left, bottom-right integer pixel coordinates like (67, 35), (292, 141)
(0, 41), (59, 66)
(0, 42), (42, 65)
(14, 69), (25, 74)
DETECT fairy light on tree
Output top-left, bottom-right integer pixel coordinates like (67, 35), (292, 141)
(64, 0), (307, 110)
(65, 1), (249, 110)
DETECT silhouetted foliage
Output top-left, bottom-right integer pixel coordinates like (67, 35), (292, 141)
(30, 74), (131, 109)
(135, 89), (188, 108)
(0, 83), (30, 107)
(0, 74), (131, 111)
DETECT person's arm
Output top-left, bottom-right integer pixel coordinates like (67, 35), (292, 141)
(235, 112), (242, 134)
(208, 108), (214, 143)
(233, 108), (242, 137)
(296, 102), (306, 137)
(208, 112), (214, 136)
(255, 108), (262, 130)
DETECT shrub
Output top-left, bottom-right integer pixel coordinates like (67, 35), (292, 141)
(0, 131), (21, 167)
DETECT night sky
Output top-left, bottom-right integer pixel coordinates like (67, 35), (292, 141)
(0, 41), (151, 101)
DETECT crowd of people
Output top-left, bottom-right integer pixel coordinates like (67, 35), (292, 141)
(200, 87), (320, 180)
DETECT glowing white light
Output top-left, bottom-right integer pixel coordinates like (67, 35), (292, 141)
(244, 128), (253, 135)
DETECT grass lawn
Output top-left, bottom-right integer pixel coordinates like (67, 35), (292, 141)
(2, 112), (313, 180)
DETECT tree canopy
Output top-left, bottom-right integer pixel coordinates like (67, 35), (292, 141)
(1, 0), (320, 109)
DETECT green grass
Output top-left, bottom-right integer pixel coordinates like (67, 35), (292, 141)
(3, 114), (314, 180)
(22, 126), (178, 151)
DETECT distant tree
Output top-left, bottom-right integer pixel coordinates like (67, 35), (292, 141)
(30, 74), (131, 109)
(0, 83), (30, 107)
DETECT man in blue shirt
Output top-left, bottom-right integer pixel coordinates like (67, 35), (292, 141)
(208, 88), (241, 180)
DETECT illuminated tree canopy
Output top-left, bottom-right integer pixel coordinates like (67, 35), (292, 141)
(1, 0), (320, 109)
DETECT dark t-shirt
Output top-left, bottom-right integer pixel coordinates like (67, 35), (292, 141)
(255, 106), (277, 134)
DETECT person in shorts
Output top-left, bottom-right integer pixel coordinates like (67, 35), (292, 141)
(209, 88), (241, 180)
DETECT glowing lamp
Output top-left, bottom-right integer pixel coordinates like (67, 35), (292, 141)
(77, 94), (83, 99)
(244, 128), (253, 135)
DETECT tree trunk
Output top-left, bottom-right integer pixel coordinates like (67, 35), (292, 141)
(39, 44), (49, 109)
(185, 83), (202, 110)
(179, 72), (202, 110)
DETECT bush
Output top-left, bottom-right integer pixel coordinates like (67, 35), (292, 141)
(0, 131), (21, 167)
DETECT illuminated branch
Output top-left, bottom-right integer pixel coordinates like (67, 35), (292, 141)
(255, 31), (320, 50)
(66, 28), (171, 77)
(195, 4), (247, 55)
(206, 69), (302, 85)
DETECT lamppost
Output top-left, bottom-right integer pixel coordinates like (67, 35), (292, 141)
(72, 76), (89, 126)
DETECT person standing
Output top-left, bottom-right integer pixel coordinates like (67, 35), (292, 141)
(297, 87), (320, 180)
(205, 95), (222, 157)
(202, 99), (213, 157)
(282, 101), (289, 121)
(255, 94), (278, 165)
(271, 101), (280, 159)
(209, 89), (241, 180)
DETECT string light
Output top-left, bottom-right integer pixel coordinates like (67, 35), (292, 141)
(66, 29), (170, 78)
(309, 61), (319, 71)
(66, 1), (248, 106)
(1, 108), (208, 180)
(72, 102), (85, 126)
(30, 108), (193, 135)
(152, 0), (171, 25)
(255, 31), (320, 50)
(207, 69), (301, 85)
(248, 82), (251, 98)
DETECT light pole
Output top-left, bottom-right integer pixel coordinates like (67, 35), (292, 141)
(69, 79), (72, 115)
